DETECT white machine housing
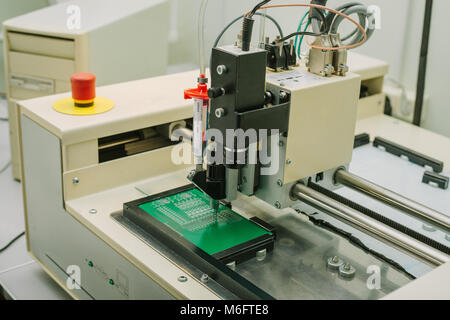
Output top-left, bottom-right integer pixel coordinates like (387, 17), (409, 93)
(252, 68), (359, 210)
(18, 57), (422, 300)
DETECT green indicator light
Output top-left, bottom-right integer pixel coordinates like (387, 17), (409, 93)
(109, 279), (115, 285)
(88, 261), (93, 267)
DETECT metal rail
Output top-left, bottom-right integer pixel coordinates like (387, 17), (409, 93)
(293, 183), (450, 267)
(335, 169), (450, 232)
(170, 126), (193, 142)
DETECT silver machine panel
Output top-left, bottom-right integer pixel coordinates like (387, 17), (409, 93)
(21, 115), (174, 300)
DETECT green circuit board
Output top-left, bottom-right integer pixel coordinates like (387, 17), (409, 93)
(138, 188), (272, 255)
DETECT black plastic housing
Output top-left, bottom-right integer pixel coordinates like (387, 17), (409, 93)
(265, 42), (297, 70)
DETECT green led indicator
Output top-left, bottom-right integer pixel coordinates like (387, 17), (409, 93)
(109, 279), (115, 285)
(88, 261), (93, 267)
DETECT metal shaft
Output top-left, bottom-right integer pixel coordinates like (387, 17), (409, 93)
(170, 126), (193, 142)
(293, 184), (450, 267)
(171, 127), (202, 171)
(335, 169), (450, 232)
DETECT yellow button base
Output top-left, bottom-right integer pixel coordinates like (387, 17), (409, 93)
(53, 97), (114, 115)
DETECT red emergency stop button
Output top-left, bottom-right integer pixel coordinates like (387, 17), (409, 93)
(71, 72), (96, 107)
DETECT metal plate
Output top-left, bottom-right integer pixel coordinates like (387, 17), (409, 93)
(233, 212), (411, 300)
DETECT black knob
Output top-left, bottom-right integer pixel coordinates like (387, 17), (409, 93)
(208, 87), (225, 99)
(264, 91), (273, 104)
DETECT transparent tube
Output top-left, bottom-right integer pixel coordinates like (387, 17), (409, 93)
(198, 0), (208, 75)
(193, 98), (205, 168)
(258, 8), (267, 48)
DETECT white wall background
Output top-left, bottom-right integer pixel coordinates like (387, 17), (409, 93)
(167, 0), (450, 138)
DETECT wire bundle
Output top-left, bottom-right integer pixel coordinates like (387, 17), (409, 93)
(294, 10), (311, 58)
(248, 0), (273, 19)
(214, 2), (376, 57)
(247, 3), (367, 51)
(319, 2), (376, 47)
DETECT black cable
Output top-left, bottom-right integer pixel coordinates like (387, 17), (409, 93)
(249, 0), (272, 18)
(213, 12), (284, 48)
(0, 232), (25, 253)
(275, 31), (323, 43)
(298, 211), (416, 280)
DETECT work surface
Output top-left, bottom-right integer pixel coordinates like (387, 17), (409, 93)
(1, 93), (449, 299)
(231, 139), (450, 298)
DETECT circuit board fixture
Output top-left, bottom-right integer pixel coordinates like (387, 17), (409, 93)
(123, 185), (275, 263)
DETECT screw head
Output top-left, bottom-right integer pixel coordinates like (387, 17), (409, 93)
(72, 177), (80, 184)
(200, 274), (209, 283)
(89, 209), (97, 214)
(279, 91), (288, 100)
(177, 275), (188, 283)
(256, 249), (267, 261)
(188, 170), (196, 180)
(216, 65), (228, 75)
(278, 141), (284, 147)
(327, 256), (344, 271)
(274, 201), (281, 209)
(339, 263), (356, 278)
(286, 159), (292, 165)
(339, 63), (349, 72)
(215, 108), (225, 118)
(277, 179), (283, 187)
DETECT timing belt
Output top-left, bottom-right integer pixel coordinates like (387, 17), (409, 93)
(307, 182), (450, 255)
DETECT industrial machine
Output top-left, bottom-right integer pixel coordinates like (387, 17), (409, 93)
(3, 0), (169, 180)
(17, 1), (450, 300)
